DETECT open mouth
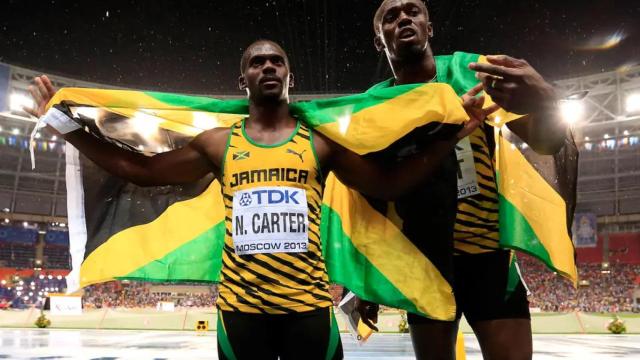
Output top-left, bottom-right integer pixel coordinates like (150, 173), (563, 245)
(398, 28), (417, 40)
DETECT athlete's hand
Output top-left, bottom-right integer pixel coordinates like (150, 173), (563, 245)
(457, 83), (499, 140)
(355, 297), (379, 331)
(468, 55), (557, 115)
(328, 284), (344, 306)
(24, 75), (57, 118)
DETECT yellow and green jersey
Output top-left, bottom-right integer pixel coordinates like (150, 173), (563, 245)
(454, 124), (500, 254)
(218, 119), (332, 314)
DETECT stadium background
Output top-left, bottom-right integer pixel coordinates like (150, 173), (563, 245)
(0, 61), (639, 334)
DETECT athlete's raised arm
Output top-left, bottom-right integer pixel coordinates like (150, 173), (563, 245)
(316, 84), (497, 200)
(469, 55), (567, 155)
(27, 75), (228, 186)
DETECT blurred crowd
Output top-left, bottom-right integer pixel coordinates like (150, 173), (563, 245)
(1, 259), (638, 312)
(520, 256), (639, 313)
(81, 281), (218, 309)
(0, 273), (66, 309)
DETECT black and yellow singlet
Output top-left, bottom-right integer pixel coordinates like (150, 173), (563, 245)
(217, 119), (333, 314)
(454, 123), (500, 254)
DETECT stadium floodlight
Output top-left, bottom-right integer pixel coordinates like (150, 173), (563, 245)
(22, 221), (28, 227)
(0, 125), (3, 131)
(626, 93), (640, 113)
(51, 135), (57, 141)
(60, 223), (66, 227)
(559, 100), (585, 124)
(9, 92), (34, 112)
(34, 132), (41, 139)
(584, 136), (590, 141)
(623, 130), (630, 136)
(56, 275), (62, 280)
(3, 218), (8, 224)
(604, 134), (610, 139)
(39, 275), (44, 279)
(48, 275), (53, 279)
(0, 280), (5, 285)
(12, 128), (20, 135)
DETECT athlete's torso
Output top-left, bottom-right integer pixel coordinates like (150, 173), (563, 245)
(218, 119), (332, 314)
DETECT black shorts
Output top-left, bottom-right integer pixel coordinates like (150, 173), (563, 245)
(408, 250), (530, 325)
(217, 307), (343, 360)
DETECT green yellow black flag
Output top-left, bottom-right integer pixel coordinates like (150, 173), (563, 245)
(48, 52), (578, 322)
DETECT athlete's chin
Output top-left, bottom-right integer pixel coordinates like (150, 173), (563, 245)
(253, 91), (286, 104)
(392, 43), (427, 61)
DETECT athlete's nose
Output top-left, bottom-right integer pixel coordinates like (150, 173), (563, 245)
(262, 61), (277, 74)
(397, 12), (413, 28)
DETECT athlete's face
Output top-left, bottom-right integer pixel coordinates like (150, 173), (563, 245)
(239, 42), (294, 103)
(374, 0), (433, 61)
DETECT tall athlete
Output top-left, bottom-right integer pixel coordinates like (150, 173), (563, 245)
(28, 40), (494, 359)
(356, 1), (568, 360)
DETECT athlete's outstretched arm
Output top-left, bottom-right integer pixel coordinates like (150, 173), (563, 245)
(319, 133), (457, 200)
(61, 127), (226, 186)
(27, 75), (227, 186)
(317, 85), (495, 200)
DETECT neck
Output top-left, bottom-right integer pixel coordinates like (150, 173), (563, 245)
(247, 99), (293, 129)
(389, 46), (436, 85)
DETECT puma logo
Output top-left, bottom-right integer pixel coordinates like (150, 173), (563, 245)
(286, 148), (306, 163)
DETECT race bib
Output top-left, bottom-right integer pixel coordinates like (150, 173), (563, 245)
(455, 137), (480, 199)
(232, 186), (309, 255)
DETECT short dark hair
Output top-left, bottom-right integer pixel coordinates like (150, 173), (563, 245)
(373, 0), (429, 35)
(239, 40), (289, 74)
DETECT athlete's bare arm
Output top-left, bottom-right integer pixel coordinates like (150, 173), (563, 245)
(469, 55), (567, 155)
(26, 75), (228, 186)
(315, 132), (456, 200)
(62, 127), (228, 186)
(315, 84), (496, 200)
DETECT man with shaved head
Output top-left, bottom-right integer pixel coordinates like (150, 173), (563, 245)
(357, 1), (567, 359)
(28, 38), (492, 359)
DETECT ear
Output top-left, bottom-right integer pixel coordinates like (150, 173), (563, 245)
(288, 73), (295, 88)
(374, 35), (385, 52)
(238, 75), (247, 91)
(427, 22), (434, 38)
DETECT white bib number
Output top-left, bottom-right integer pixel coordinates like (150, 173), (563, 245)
(455, 137), (481, 199)
(232, 186), (309, 255)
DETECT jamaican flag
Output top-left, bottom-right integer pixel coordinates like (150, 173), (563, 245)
(49, 80), (477, 320)
(47, 52), (577, 322)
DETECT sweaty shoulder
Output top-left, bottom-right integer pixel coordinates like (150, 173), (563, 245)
(190, 127), (231, 168)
